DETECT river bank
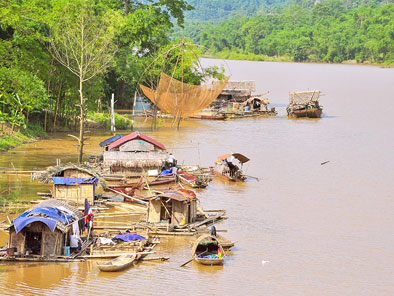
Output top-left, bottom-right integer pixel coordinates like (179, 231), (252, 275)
(0, 123), (47, 152)
(0, 112), (133, 152)
(204, 51), (394, 68)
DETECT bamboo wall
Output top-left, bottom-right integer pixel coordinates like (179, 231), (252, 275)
(119, 140), (155, 152)
(148, 200), (161, 223)
(53, 184), (94, 204)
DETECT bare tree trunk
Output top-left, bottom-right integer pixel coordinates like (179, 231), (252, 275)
(125, 0), (130, 15)
(53, 82), (63, 130)
(78, 77), (85, 163)
(118, 80), (125, 106)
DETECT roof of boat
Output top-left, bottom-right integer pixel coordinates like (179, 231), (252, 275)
(218, 153), (250, 163)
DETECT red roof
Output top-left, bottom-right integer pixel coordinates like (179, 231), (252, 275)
(108, 131), (166, 151)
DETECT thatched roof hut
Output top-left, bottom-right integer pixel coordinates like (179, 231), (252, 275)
(8, 199), (84, 257)
(289, 90), (320, 105)
(103, 131), (168, 175)
(35, 163), (103, 204)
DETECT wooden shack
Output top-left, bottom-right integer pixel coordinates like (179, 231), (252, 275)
(8, 199), (84, 257)
(51, 167), (98, 205)
(214, 80), (256, 107)
(103, 131), (167, 177)
(148, 189), (198, 227)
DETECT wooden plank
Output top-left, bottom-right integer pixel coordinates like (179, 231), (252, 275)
(193, 213), (225, 228)
(82, 251), (154, 259)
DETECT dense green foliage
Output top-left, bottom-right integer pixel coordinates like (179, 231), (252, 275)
(0, 0), (222, 146)
(182, 0), (394, 64)
(86, 112), (132, 130)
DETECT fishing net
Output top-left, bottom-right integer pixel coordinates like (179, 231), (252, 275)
(289, 91), (320, 105)
(140, 72), (229, 118)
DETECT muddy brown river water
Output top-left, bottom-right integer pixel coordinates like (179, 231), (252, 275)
(0, 59), (393, 295)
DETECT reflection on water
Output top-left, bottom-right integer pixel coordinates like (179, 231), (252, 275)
(0, 60), (393, 295)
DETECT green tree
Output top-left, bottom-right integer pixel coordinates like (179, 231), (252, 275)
(49, 0), (120, 162)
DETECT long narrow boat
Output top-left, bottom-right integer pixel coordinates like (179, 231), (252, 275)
(192, 234), (226, 265)
(212, 153), (250, 182)
(177, 170), (208, 188)
(97, 253), (136, 272)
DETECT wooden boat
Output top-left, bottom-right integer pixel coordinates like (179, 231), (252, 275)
(287, 91), (323, 118)
(212, 153), (250, 182)
(177, 170), (208, 188)
(97, 253), (137, 272)
(216, 234), (235, 250)
(192, 234), (226, 265)
(289, 107), (322, 118)
(189, 109), (227, 120)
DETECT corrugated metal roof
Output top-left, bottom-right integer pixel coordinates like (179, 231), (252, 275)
(108, 131), (166, 151)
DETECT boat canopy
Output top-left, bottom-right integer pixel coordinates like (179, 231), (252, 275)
(289, 90), (320, 105)
(218, 153), (250, 164)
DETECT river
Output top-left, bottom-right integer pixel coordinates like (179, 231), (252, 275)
(0, 59), (393, 295)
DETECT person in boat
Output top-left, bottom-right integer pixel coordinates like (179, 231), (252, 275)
(225, 155), (238, 177)
(167, 153), (175, 168)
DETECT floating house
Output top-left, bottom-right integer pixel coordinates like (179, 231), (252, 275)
(216, 81), (256, 105)
(7, 199), (84, 258)
(147, 189), (198, 227)
(36, 164), (100, 205)
(103, 131), (167, 177)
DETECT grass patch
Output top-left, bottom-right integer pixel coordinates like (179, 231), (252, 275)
(0, 123), (47, 151)
(86, 112), (132, 130)
(205, 49), (291, 62)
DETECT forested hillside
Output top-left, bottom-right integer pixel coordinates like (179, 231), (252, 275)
(180, 0), (394, 64)
(184, 0), (285, 22)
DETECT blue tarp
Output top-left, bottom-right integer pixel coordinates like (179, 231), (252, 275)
(160, 169), (173, 176)
(12, 206), (76, 233)
(112, 234), (146, 242)
(18, 206), (73, 224)
(52, 177), (98, 185)
(13, 217), (57, 234)
(99, 135), (123, 147)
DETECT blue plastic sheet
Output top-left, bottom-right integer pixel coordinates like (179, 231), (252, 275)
(18, 207), (74, 224)
(13, 217), (57, 234)
(112, 234), (146, 242)
(52, 177), (98, 185)
(99, 135), (123, 147)
(160, 169), (173, 176)
(12, 206), (76, 233)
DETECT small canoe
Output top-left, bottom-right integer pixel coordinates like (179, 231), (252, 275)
(192, 234), (226, 266)
(97, 253), (136, 272)
(194, 256), (224, 265)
